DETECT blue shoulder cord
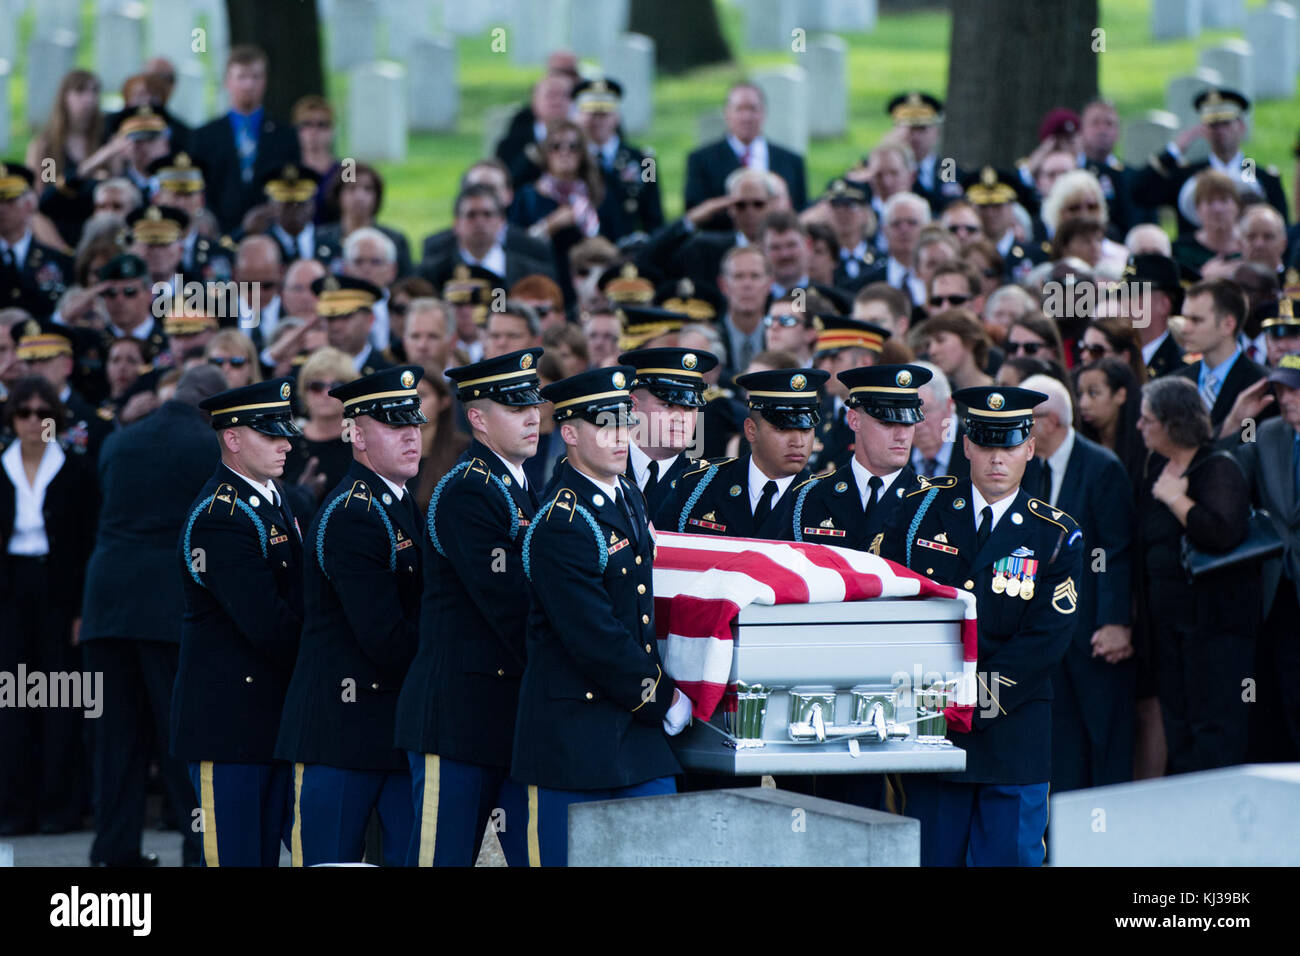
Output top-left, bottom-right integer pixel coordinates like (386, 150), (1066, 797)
(904, 487), (940, 569)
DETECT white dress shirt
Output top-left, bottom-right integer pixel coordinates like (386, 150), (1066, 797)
(271, 222), (316, 263)
(4, 440), (66, 556)
(970, 483), (1018, 537)
(1042, 428), (1075, 507)
(378, 472), (408, 502)
(727, 134), (769, 172)
(911, 441), (954, 477)
(850, 457), (903, 510)
(1140, 329), (1170, 367)
(224, 463), (280, 506)
(458, 243), (507, 280)
(107, 314), (158, 343)
(0, 228), (34, 268)
(885, 256), (926, 305)
(747, 457), (796, 513)
(486, 447), (528, 490)
(628, 443), (677, 492)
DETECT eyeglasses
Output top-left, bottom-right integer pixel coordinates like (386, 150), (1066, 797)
(534, 304), (553, 317)
(208, 356), (249, 368)
(948, 224), (981, 236)
(102, 285), (140, 299)
(307, 380), (343, 394)
(1078, 341), (1109, 359)
(13, 406), (54, 420)
(929, 294), (971, 307)
(547, 140), (583, 153)
(763, 314), (802, 328)
(733, 199), (768, 211)
(1006, 340), (1045, 356)
(389, 301), (408, 318)
(299, 119), (332, 130)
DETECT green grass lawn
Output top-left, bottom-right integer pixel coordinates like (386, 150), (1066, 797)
(6, 0), (1298, 247)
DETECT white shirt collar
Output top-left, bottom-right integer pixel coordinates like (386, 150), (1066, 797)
(224, 463), (279, 505)
(1141, 328), (1169, 365)
(108, 314), (156, 342)
(596, 136), (620, 168)
(911, 441), (953, 472)
(747, 456), (796, 512)
(970, 483), (1018, 533)
(1043, 427), (1075, 506)
(572, 464), (620, 502)
(629, 443), (678, 491)
(727, 134), (768, 171)
(378, 473), (408, 502)
(1, 229), (34, 266)
(352, 342), (373, 371)
(485, 446), (528, 490)
(3, 440), (65, 556)
(850, 457), (904, 509)
(460, 243), (507, 279)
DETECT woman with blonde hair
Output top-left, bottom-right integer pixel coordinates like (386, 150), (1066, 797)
(282, 346), (358, 513)
(1040, 170), (1128, 274)
(203, 330), (261, 388)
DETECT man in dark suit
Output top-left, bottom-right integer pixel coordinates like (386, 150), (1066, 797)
(275, 366), (427, 866)
(1021, 375), (1135, 793)
(1133, 88), (1288, 236)
(574, 78), (664, 243)
(1233, 354), (1300, 761)
(79, 365), (227, 866)
(910, 361), (970, 481)
(661, 367), (828, 536)
(0, 162), (72, 319)
(1174, 278), (1267, 433)
(684, 82), (807, 223)
(395, 349), (543, 867)
(419, 184), (555, 291)
(420, 160), (552, 271)
(882, 386), (1084, 867)
(172, 379), (304, 867)
(511, 366), (692, 866)
(190, 45), (301, 233)
(619, 346), (718, 520)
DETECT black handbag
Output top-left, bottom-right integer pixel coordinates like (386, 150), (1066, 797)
(1181, 509), (1284, 578)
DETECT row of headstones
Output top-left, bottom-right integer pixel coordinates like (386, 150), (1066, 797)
(1154, 0), (1299, 99)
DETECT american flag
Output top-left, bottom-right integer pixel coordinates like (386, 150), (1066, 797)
(651, 531), (979, 730)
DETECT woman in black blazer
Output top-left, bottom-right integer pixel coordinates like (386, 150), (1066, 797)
(0, 377), (100, 834)
(1135, 376), (1257, 777)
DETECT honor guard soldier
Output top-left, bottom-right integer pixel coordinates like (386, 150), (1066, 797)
(511, 366), (693, 865)
(664, 368), (829, 540)
(808, 315), (889, 474)
(790, 363), (932, 553)
(618, 345), (719, 522)
(574, 78), (665, 243)
(172, 379), (305, 866)
(395, 348), (544, 867)
(881, 386), (1084, 867)
(275, 366), (427, 866)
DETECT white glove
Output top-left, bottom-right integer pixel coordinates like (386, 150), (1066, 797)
(663, 689), (693, 736)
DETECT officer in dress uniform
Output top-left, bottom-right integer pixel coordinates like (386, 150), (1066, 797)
(881, 386), (1084, 867)
(511, 366), (694, 866)
(961, 167), (1046, 282)
(256, 164), (341, 268)
(573, 78), (664, 244)
(619, 346), (719, 521)
(126, 204), (190, 304)
(146, 151), (236, 284)
(808, 315), (889, 474)
(790, 363), (932, 553)
(275, 366), (427, 866)
(395, 348), (544, 867)
(663, 368), (829, 538)
(0, 162), (72, 320)
(885, 92), (967, 214)
(172, 378), (304, 866)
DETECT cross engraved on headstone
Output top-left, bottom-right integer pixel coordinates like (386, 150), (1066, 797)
(710, 811), (727, 846)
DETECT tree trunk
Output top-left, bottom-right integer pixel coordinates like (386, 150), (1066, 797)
(225, 0), (325, 120)
(944, 0), (1099, 167)
(629, 0), (732, 76)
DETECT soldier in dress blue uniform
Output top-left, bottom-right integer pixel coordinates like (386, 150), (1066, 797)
(663, 368), (829, 539)
(173, 378), (305, 866)
(275, 366), (427, 866)
(618, 346), (719, 522)
(395, 348), (544, 867)
(511, 366), (694, 866)
(881, 386), (1084, 867)
(808, 315), (889, 474)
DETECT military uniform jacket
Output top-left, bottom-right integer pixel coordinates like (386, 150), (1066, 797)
(882, 477), (1084, 785)
(662, 454), (809, 540)
(1134, 148), (1288, 235)
(1, 239), (72, 319)
(172, 465), (304, 763)
(787, 462), (917, 554)
(395, 442), (538, 768)
(275, 461), (422, 772)
(809, 398), (853, 475)
(182, 234), (235, 284)
(511, 462), (680, 790)
(595, 141), (665, 242)
(1145, 332), (1186, 380)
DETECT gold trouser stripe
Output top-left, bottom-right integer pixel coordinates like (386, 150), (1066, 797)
(527, 785), (541, 867)
(417, 754), (440, 867)
(291, 763), (304, 868)
(200, 761), (219, 867)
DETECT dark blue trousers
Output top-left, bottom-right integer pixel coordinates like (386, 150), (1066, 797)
(188, 761), (288, 867)
(900, 777), (1049, 867)
(289, 763), (412, 866)
(526, 776), (676, 867)
(406, 752), (529, 866)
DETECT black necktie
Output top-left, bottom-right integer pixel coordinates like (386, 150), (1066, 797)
(754, 480), (778, 527)
(922, 457), (938, 478)
(1040, 460), (1053, 503)
(616, 489), (639, 546)
(976, 505), (993, 551)
(644, 459), (660, 495)
(405, 490), (421, 528)
(864, 475), (883, 519)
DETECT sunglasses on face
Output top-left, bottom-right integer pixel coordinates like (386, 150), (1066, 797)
(534, 304), (553, 317)
(948, 224), (981, 235)
(389, 302), (409, 317)
(102, 285), (140, 299)
(1063, 200), (1101, 214)
(763, 314), (802, 328)
(733, 199), (767, 211)
(307, 380), (343, 394)
(547, 140), (582, 153)
(208, 356), (249, 368)
(929, 294), (971, 307)
(13, 406), (54, 420)
(299, 120), (331, 130)
(1078, 341), (1109, 359)
(1007, 340), (1044, 356)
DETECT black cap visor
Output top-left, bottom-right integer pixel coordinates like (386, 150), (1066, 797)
(564, 397), (637, 425)
(248, 416), (303, 438)
(758, 407), (819, 430)
(965, 421), (1033, 447)
(645, 383), (707, 408)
